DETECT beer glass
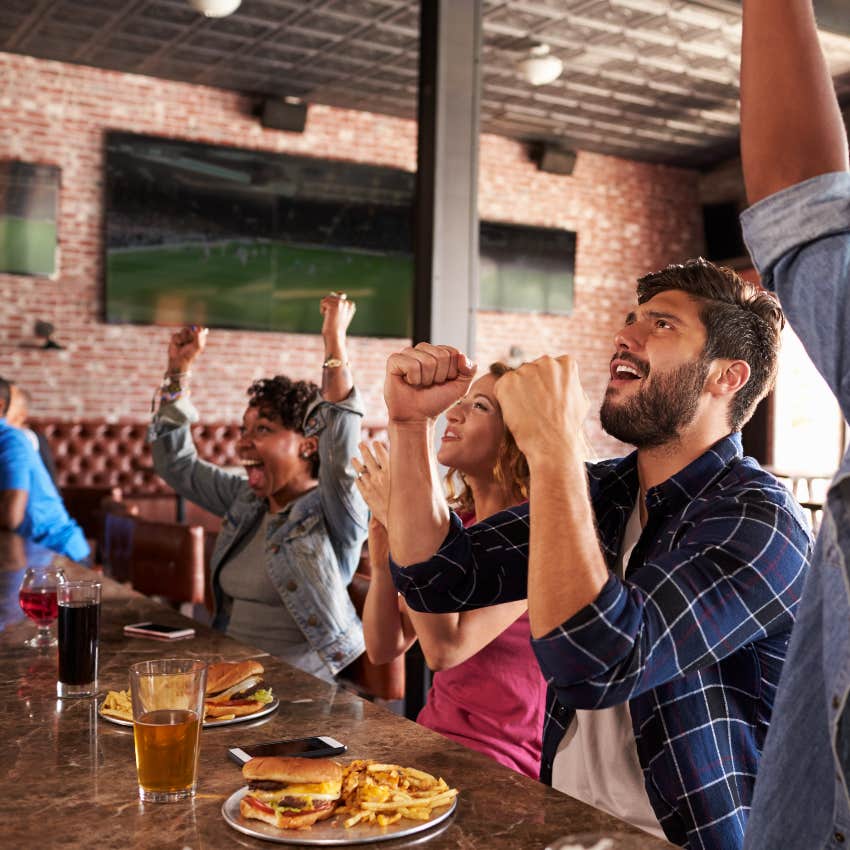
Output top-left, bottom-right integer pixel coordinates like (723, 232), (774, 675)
(129, 658), (207, 803)
(57, 580), (101, 697)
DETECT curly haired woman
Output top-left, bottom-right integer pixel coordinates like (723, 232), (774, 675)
(149, 294), (367, 682)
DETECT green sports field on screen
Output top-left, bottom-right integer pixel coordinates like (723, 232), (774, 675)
(106, 239), (413, 338)
(0, 215), (56, 276)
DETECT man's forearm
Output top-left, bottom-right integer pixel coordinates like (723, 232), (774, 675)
(387, 420), (450, 565)
(741, 0), (849, 205)
(0, 489), (27, 531)
(526, 449), (608, 639)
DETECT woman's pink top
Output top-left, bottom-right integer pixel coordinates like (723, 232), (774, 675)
(416, 610), (546, 778)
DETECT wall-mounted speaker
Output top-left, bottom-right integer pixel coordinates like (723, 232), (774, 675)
(538, 144), (577, 175)
(261, 100), (308, 133)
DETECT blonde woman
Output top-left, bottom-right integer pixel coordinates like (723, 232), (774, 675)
(354, 364), (545, 778)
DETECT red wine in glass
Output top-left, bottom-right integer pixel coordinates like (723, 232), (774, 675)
(19, 588), (59, 625)
(19, 566), (66, 647)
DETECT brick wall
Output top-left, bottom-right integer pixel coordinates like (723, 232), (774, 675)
(0, 51), (703, 457)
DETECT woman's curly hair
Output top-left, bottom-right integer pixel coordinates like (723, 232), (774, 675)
(444, 362), (529, 516)
(246, 376), (320, 477)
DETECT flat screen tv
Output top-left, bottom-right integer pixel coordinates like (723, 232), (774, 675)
(104, 132), (415, 337)
(0, 160), (60, 277)
(104, 133), (576, 337)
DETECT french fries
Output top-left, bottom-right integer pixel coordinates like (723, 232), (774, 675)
(100, 689), (133, 721)
(336, 759), (458, 828)
(100, 689), (237, 723)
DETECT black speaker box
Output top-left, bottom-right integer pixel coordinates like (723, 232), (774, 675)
(261, 100), (308, 133)
(538, 145), (577, 175)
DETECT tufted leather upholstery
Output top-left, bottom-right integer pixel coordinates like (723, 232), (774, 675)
(30, 419), (243, 494)
(31, 418), (389, 495)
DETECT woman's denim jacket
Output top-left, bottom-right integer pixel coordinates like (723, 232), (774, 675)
(148, 389), (368, 676)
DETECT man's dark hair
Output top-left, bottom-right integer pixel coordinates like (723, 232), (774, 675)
(637, 258), (785, 431)
(246, 376), (320, 476)
(0, 377), (11, 418)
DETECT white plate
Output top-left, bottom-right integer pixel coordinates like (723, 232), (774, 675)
(222, 786), (457, 845)
(98, 697), (279, 728)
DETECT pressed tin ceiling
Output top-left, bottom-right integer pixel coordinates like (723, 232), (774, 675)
(2, 0), (850, 169)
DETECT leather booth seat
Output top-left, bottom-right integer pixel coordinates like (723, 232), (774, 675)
(31, 417), (389, 535)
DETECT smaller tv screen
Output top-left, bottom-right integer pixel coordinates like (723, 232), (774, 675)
(105, 133), (415, 337)
(0, 160), (60, 277)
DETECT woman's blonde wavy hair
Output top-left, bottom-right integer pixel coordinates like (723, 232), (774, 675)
(444, 362), (529, 515)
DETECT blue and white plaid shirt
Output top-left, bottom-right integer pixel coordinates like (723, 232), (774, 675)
(391, 434), (812, 850)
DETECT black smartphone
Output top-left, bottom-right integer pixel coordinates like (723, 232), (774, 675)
(228, 736), (347, 766)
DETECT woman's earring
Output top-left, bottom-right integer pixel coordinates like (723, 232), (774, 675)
(301, 452), (311, 459)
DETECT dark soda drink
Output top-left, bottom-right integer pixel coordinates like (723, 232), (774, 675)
(58, 600), (100, 686)
(19, 588), (58, 626)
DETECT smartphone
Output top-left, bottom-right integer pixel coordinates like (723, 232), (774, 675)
(123, 622), (196, 640)
(228, 736), (347, 766)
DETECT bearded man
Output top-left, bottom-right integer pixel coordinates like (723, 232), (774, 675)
(383, 259), (812, 850)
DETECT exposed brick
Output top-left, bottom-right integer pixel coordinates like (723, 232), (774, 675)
(0, 51), (704, 458)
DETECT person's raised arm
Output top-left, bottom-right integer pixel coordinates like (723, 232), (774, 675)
(162, 324), (208, 408)
(319, 293), (355, 404)
(385, 344), (476, 566)
(353, 442), (417, 664)
(741, 0), (849, 205)
(355, 440), (527, 669)
(151, 325), (245, 517)
(495, 355), (605, 639)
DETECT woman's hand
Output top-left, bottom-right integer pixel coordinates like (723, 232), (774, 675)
(353, 441), (390, 528)
(320, 293), (356, 345)
(167, 325), (208, 374)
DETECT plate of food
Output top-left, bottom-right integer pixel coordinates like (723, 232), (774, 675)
(99, 660), (278, 728)
(222, 757), (458, 845)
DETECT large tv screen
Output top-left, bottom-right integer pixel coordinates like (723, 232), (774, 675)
(105, 133), (415, 337)
(104, 133), (577, 337)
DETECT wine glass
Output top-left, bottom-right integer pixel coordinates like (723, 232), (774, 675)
(18, 565), (66, 648)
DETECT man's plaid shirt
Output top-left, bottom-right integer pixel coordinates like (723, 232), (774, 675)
(391, 434), (812, 850)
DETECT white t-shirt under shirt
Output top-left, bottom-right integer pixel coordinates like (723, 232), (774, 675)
(551, 500), (666, 840)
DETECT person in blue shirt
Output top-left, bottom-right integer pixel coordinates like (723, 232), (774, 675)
(0, 377), (89, 562)
(382, 257), (812, 848)
(737, 2), (850, 849)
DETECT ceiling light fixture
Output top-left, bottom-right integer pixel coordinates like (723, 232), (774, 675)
(187, 0), (242, 18)
(517, 44), (563, 87)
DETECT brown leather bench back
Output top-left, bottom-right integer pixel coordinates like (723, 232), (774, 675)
(31, 418), (388, 493)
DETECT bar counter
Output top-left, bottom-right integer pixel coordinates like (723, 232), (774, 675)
(0, 534), (675, 849)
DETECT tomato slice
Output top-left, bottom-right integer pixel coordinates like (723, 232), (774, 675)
(245, 796), (274, 814)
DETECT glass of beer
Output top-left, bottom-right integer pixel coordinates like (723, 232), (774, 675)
(57, 580), (101, 697)
(129, 658), (207, 803)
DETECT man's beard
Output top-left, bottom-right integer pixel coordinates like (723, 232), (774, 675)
(600, 355), (709, 449)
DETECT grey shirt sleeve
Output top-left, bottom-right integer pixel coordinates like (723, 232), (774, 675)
(741, 171), (850, 419)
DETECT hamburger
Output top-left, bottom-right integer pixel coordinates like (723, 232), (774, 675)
(240, 756), (343, 829)
(205, 660), (273, 718)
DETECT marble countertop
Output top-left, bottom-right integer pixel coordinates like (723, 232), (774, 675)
(0, 534), (675, 849)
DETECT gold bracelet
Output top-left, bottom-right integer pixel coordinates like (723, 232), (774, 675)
(322, 357), (348, 369)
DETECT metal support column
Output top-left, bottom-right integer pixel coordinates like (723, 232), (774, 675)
(406, 0), (482, 720)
